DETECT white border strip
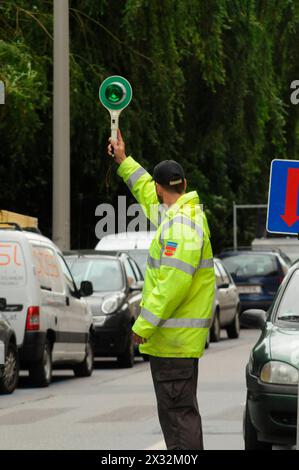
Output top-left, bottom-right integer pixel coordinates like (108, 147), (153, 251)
(266, 158), (299, 236)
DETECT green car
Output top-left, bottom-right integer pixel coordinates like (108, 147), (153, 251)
(242, 261), (299, 450)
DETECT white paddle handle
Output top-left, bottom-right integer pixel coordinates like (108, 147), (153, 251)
(110, 111), (119, 142)
(111, 127), (118, 141)
(110, 112), (120, 157)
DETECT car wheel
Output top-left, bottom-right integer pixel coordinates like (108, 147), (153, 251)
(73, 337), (94, 377)
(210, 310), (221, 342)
(117, 331), (135, 368)
(29, 340), (52, 387)
(226, 307), (240, 339)
(0, 342), (19, 394)
(244, 398), (272, 450)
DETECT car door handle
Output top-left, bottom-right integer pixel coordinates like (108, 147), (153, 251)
(66, 296), (70, 306)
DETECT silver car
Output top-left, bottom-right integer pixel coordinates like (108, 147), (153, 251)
(210, 259), (241, 342)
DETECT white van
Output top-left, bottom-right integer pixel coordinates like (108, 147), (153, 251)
(0, 226), (94, 387)
(95, 231), (156, 275)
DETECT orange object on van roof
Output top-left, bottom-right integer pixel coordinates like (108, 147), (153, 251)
(0, 210), (38, 230)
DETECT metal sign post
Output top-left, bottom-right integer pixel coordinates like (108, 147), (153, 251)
(99, 76), (132, 150)
(52, 0), (70, 251)
(0, 81), (5, 104)
(233, 203), (267, 250)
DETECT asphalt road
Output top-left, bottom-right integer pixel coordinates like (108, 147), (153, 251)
(0, 329), (262, 450)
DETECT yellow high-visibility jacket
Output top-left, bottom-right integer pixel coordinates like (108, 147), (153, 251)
(117, 156), (215, 358)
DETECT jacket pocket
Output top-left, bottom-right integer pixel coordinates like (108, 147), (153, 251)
(154, 359), (195, 406)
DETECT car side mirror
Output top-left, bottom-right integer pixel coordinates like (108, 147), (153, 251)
(0, 298), (6, 311)
(241, 309), (267, 329)
(80, 280), (93, 297)
(129, 280), (144, 291)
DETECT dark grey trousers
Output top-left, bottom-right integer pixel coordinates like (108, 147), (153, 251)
(149, 356), (204, 450)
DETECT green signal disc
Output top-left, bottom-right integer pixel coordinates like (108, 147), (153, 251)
(105, 83), (125, 104)
(99, 75), (132, 111)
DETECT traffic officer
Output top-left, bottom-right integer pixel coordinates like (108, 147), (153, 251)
(108, 130), (215, 450)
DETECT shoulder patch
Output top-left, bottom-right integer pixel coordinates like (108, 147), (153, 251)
(164, 241), (178, 257)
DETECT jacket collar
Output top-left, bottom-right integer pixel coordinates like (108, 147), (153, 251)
(165, 191), (200, 218)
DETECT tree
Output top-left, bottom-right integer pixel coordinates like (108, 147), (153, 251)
(0, 0), (298, 251)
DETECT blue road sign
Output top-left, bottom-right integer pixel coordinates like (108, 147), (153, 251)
(267, 159), (299, 235)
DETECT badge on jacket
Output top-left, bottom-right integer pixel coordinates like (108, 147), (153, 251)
(164, 241), (178, 257)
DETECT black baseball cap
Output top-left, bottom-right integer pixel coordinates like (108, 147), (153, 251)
(152, 160), (185, 186)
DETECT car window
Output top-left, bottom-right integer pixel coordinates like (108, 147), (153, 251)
(65, 257), (75, 270)
(223, 265), (234, 284)
(129, 258), (143, 282)
(126, 250), (148, 276)
(68, 258), (124, 292)
(278, 252), (291, 266)
(217, 262), (230, 285)
(57, 254), (78, 294)
(214, 262), (223, 287)
(221, 254), (279, 279)
(0, 241), (26, 288)
(275, 269), (299, 323)
(277, 255), (290, 275)
(123, 257), (137, 286)
(32, 245), (63, 293)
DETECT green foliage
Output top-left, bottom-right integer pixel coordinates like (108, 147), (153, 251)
(0, 0), (298, 250)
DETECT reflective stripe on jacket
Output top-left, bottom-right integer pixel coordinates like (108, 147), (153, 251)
(117, 156), (216, 358)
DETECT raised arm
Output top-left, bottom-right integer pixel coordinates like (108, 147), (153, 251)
(108, 129), (161, 227)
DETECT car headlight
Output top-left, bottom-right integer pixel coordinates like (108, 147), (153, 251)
(260, 361), (299, 385)
(102, 294), (124, 314)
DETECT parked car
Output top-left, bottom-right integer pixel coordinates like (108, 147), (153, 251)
(210, 259), (240, 342)
(218, 250), (291, 313)
(0, 303), (19, 394)
(242, 260), (299, 449)
(95, 231), (156, 275)
(65, 251), (144, 368)
(0, 224), (94, 387)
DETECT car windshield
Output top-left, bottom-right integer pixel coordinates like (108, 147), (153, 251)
(276, 269), (299, 323)
(67, 258), (123, 292)
(221, 254), (279, 279)
(125, 250), (148, 276)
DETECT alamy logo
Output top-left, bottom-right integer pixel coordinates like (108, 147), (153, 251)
(95, 196), (205, 242)
(290, 80), (299, 105)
